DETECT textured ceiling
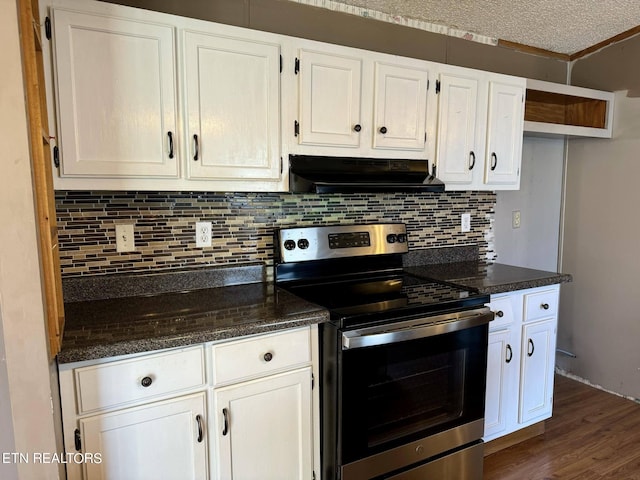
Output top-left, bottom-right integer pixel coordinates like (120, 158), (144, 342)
(306, 0), (640, 55)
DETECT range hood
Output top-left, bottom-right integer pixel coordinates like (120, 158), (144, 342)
(289, 155), (445, 193)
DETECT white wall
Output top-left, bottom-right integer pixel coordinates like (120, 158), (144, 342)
(494, 136), (565, 271)
(0, 0), (59, 477)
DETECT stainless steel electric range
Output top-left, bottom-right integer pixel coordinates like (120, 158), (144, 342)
(274, 223), (493, 480)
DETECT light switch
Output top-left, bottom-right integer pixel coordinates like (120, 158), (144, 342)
(512, 210), (521, 229)
(461, 213), (471, 233)
(115, 224), (135, 252)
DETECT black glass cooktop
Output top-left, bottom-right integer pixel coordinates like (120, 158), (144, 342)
(283, 272), (488, 328)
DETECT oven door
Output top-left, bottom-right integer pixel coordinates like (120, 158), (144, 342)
(338, 307), (492, 479)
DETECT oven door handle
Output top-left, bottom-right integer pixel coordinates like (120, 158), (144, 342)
(341, 307), (494, 350)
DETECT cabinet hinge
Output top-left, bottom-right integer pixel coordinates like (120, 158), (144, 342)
(280, 156), (283, 175)
(294, 57), (300, 75)
(435, 80), (441, 94)
(311, 373), (315, 390)
(432, 163), (437, 177)
(280, 55), (283, 73)
(424, 132), (427, 143)
(45, 16), (51, 40)
(294, 120), (300, 137)
(427, 79), (430, 91)
(53, 145), (60, 168)
(313, 470), (316, 480)
(74, 428), (82, 451)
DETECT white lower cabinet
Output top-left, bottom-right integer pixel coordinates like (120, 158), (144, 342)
(519, 318), (556, 424)
(484, 285), (559, 442)
(59, 326), (320, 480)
(213, 368), (313, 480)
(80, 393), (208, 480)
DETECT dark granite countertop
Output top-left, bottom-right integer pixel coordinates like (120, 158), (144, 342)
(405, 261), (572, 295)
(58, 269), (328, 364)
(58, 256), (571, 364)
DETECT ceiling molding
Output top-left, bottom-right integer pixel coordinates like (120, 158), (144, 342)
(570, 24), (640, 61)
(497, 39), (570, 61)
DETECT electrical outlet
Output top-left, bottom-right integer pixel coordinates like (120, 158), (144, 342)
(115, 224), (135, 252)
(461, 213), (471, 233)
(512, 210), (521, 229)
(195, 221), (212, 248)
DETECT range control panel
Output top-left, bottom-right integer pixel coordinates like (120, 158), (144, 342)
(277, 224), (408, 263)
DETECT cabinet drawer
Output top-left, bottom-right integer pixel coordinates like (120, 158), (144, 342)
(523, 288), (559, 322)
(487, 296), (515, 330)
(75, 347), (205, 414)
(212, 328), (311, 385)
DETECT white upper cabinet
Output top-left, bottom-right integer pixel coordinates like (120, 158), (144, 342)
(46, 0), (286, 191)
(288, 41), (431, 159)
(52, 8), (179, 178)
(184, 31), (282, 180)
(434, 73), (479, 185)
(45, 0), (531, 192)
(373, 62), (429, 150)
(484, 81), (525, 187)
(435, 66), (525, 191)
(297, 49), (363, 148)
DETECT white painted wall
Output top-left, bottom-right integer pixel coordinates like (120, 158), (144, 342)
(0, 0), (60, 477)
(494, 136), (565, 271)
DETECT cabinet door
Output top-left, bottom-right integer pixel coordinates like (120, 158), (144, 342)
(519, 318), (556, 424)
(297, 49), (362, 147)
(185, 31), (281, 180)
(373, 62), (428, 150)
(80, 393), (207, 480)
(484, 81), (524, 187)
(484, 328), (512, 439)
(214, 368), (313, 480)
(52, 9), (179, 178)
(435, 74), (479, 186)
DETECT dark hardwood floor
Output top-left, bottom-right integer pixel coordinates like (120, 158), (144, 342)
(484, 374), (640, 480)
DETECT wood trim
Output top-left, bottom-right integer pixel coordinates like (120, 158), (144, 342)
(18, 0), (65, 359)
(497, 39), (570, 61)
(484, 422), (546, 456)
(570, 24), (640, 61)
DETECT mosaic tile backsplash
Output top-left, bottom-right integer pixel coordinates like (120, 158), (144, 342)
(55, 191), (497, 278)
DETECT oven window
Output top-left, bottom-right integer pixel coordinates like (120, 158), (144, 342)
(340, 323), (487, 463)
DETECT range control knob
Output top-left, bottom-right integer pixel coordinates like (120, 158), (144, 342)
(386, 234), (397, 243)
(283, 240), (296, 251)
(297, 239), (310, 249)
(397, 234), (407, 243)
